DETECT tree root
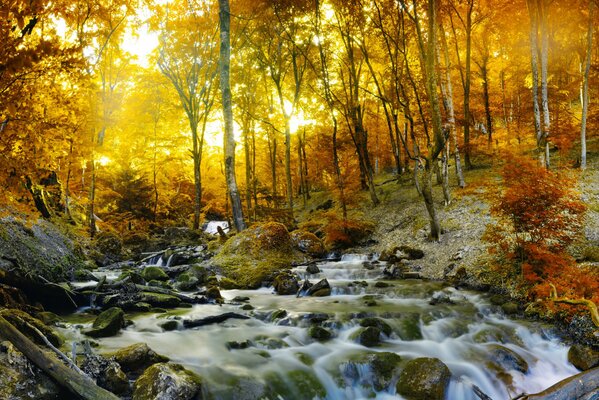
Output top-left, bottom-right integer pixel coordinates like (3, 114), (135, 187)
(548, 283), (599, 328)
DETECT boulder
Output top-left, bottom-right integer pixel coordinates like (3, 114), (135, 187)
(132, 363), (203, 400)
(290, 230), (326, 257)
(351, 326), (381, 347)
(380, 245), (424, 262)
(308, 326), (332, 341)
(359, 317), (393, 336)
(568, 344), (599, 371)
(175, 273), (199, 291)
(112, 343), (170, 374)
(81, 352), (129, 395)
(138, 292), (181, 308)
(273, 271), (300, 295)
(306, 279), (331, 297)
(486, 344), (529, 374)
(141, 266), (169, 282)
(85, 307), (125, 338)
(271, 309), (288, 322)
(306, 264), (320, 274)
(396, 357), (451, 400)
(159, 320), (179, 331)
(342, 352), (401, 391)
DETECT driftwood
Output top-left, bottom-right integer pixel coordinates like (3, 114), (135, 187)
(183, 312), (250, 328)
(0, 315), (119, 400)
(549, 283), (599, 328)
(513, 366), (599, 400)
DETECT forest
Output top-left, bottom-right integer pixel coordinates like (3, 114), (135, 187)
(1, 0), (599, 399)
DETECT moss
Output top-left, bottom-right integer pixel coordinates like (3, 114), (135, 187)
(138, 292), (181, 308)
(1, 309), (63, 347)
(219, 277), (240, 290)
(141, 266), (168, 282)
(85, 307), (125, 338)
(132, 363), (202, 400)
(308, 326), (332, 341)
(359, 317), (393, 336)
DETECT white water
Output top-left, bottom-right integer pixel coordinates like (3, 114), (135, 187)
(60, 255), (579, 399)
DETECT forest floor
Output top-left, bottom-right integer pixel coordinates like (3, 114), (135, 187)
(298, 141), (599, 286)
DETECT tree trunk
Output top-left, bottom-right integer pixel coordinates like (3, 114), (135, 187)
(442, 144), (451, 205)
(439, 19), (465, 188)
(527, 0), (543, 162)
(243, 119), (252, 218)
(284, 118), (294, 215)
(539, 0), (550, 168)
(0, 316), (119, 400)
(581, 0), (594, 170)
(89, 153), (96, 238)
(191, 125), (201, 230)
(463, 1), (473, 170)
(422, 163), (441, 241)
(481, 62), (493, 145)
(219, 0), (246, 232)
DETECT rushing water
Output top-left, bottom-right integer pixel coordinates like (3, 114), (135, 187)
(62, 254), (579, 399)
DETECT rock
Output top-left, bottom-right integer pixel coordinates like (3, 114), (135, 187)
(351, 326), (381, 347)
(232, 296), (250, 302)
(396, 357), (451, 400)
(308, 326), (332, 341)
(253, 335), (289, 349)
(139, 292), (181, 308)
(94, 231), (123, 262)
(383, 264), (403, 279)
(374, 281), (390, 288)
(112, 343), (170, 374)
(205, 286), (223, 301)
(290, 230), (326, 257)
(132, 363), (203, 400)
(81, 352), (129, 394)
(273, 271), (300, 295)
(429, 291), (455, 305)
(271, 309), (288, 321)
(141, 266), (169, 282)
(487, 344), (529, 374)
(227, 340), (252, 350)
(396, 313), (423, 341)
(159, 320), (179, 331)
(85, 307), (125, 338)
(241, 304), (254, 310)
(148, 279), (173, 289)
(306, 279), (331, 297)
(175, 273), (199, 291)
(218, 277), (240, 289)
(0, 309), (63, 347)
(306, 264), (320, 274)
(189, 265), (209, 285)
(501, 302), (519, 315)
(380, 245), (424, 262)
(0, 341), (63, 399)
(362, 261), (375, 270)
(568, 344), (599, 371)
(118, 270), (145, 285)
(342, 352), (401, 391)
(359, 317), (393, 336)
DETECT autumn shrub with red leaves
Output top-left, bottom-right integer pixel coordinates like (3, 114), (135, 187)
(486, 155), (593, 305)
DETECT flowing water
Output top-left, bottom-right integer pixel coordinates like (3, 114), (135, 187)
(62, 254), (579, 399)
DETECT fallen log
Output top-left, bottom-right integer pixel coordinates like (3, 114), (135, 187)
(183, 312), (250, 328)
(514, 367), (599, 400)
(0, 315), (119, 400)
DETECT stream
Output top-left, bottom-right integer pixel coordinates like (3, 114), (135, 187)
(61, 254), (579, 400)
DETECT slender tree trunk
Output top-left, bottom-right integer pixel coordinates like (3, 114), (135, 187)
(539, 0), (551, 168)
(301, 128), (310, 199)
(284, 118), (294, 214)
(153, 117), (159, 222)
(243, 119), (252, 218)
(219, 0), (246, 232)
(191, 125), (201, 230)
(422, 163), (441, 240)
(581, 0), (594, 170)
(439, 19), (465, 188)
(500, 69), (510, 144)
(481, 62), (493, 145)
(268, 133), (277, 205)
(463, 1), (473, 169)
(65, 139), (73, 217)
(527, 0), (543, 161)
(88, 147), (96, 237)
(442, 144), (451, 205)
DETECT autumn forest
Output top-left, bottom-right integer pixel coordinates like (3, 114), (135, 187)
(2, 0), (599, 399)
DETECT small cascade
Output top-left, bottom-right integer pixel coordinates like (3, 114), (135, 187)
(59, 254), (580, 400)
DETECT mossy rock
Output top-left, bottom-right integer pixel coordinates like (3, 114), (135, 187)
(351, 326), (381, 347)
(501, 302), (519, 315)
(141, 266), (168, 282)
(189, 265), (209, 284)
(175, 272), (199, 291)
(85, 307), (125, 338)
(271, 309), (288, 322)
(360, 317), (393, 336)
(1, 309), (63, 347)
(219, 277), (240, 290)
(138, 292), (181, 308)
(273, 271), (300, 295)
(568, 344), (599, 371)
(212, 222), (299, 289)
(290, 230), (326, 257)
(253, 336), (289, 350)
(132, 363), (202, 400)
(265, 369), (326, 400)
(205, 286), (223, 300)
(94, 231), (123, 258)
(148, 279), (173, 289)
(396, 357), (451, 400)
(159, 320), (179, 331)
(111, 343), (170, 374)
(117, 270), (145, 285)
(342, 352), (402, 391)
(308, 326), (332, 341)
(396, 313), (423, 341)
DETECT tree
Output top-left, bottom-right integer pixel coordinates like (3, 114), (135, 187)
(219, 0), (246, 231)
(580, 0), (594, 170)
(157, 0), (218, 230)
